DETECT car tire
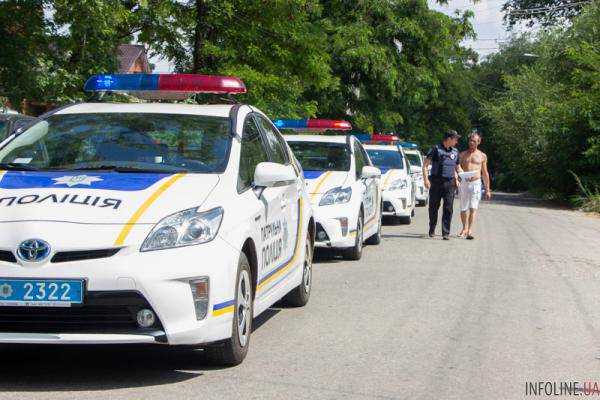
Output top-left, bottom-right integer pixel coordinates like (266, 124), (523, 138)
(343, 212), (364, 260)
(399, 215), (412, 225)
(282, 231), (313, 307)
(365, 210), (382, 245)
(205, 253), (253, 366)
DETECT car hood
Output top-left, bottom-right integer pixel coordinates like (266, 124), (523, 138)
(380, 168), (408, 190)
(0, 171), (219, 225)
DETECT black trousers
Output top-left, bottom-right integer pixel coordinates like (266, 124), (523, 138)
(428, 178), (456, 236)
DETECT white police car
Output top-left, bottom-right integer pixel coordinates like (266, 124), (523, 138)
(364, 144), (415, 224)
(279, 122), (382, 260)
(402, 144), (428, 206)
(0, 74), (315, 366)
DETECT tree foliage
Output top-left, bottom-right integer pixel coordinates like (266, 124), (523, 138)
(478, 2), (600, 198)
(0, 0), (475, 144)
(502, 0), (589, 28)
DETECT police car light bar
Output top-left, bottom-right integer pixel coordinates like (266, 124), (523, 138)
(84, 74), (247, 94)
(371, 133), (400, 143)
(399, 141), (419, 149)
(352, 133), (372, 143)
(273, 119), (352, 131)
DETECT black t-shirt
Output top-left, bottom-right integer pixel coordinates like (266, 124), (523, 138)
(426, 144), (459, 179)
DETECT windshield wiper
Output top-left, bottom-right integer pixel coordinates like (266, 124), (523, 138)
(0, 162), (39, 171)
(59, 165), (188, 173)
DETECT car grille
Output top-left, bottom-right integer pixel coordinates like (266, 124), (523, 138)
(0, 291), (164, 335)
(51, 248), (121, 263)
(0, 248), (120, 264)
(0, 250), (17, 263)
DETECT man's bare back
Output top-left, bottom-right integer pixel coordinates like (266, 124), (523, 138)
(459, 149), (487, 181)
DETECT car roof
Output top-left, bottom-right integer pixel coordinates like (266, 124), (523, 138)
(283, 134), (348, 144)
(55, 103), (235, 118)
(363, 144), (400, 151)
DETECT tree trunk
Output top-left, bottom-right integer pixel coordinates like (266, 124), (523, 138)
(192, 0), (208, 73)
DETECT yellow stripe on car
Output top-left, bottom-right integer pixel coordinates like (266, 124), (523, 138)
(309, 171), (332, 202)
(114, 173), (186, 246)
(212, 305), (234, 317)
(257, 197), (304, 292)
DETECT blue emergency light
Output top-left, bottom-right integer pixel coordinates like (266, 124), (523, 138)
(352, 133), (371, 142)
(399, 141), (419, 149)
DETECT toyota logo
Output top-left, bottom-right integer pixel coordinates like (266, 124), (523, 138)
(17, 239), (51, 262)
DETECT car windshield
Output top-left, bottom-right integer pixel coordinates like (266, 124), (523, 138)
(0, 113), (231, 173)
(287, 141), (350, 171)
(366, 149), (404, 170)
(0, 120), (6, 138)
(405, 152), (422, 167)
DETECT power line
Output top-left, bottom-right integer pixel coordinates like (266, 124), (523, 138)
(506, 0), (592, 14)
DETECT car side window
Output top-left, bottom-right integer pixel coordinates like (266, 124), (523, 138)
(238, 116), (270, 192)
(255, 115), (288, 165)
(353, 140), (366, 180)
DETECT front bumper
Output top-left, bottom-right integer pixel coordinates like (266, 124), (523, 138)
(312, 202), (358, 249)
(0, 237), (239, 346)
(382, 190), (412, 217)
(0, 332), (161, 344)
(415, 182), (428, 201)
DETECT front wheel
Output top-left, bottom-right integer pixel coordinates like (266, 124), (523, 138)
(205, 253), (253, 366)
(343, 212), (364, 260)
(282, 231), (313, 307)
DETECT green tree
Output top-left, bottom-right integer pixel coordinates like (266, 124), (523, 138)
(502, 0), (590, 27)
(481, 2), (600, 197)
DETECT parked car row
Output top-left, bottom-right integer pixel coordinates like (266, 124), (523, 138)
(0, 74), (427, 366)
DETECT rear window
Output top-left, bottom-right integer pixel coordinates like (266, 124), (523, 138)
(287, 141), (350, 171)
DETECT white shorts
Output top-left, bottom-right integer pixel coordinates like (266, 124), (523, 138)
(459, 179), (482, 211)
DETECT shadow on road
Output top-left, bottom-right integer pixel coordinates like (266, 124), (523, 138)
(0, 345), (209, 391)
(0, 307), (283, 392)
(382, 233), (430, 240)
(313, 248), (345, 264)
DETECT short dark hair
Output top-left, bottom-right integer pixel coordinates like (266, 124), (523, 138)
(444, 129), (460, 139)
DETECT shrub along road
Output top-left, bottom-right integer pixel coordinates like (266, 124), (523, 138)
(0, 193), (599, 399)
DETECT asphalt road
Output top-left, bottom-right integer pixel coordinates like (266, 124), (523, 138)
(1, 193), (600, 399)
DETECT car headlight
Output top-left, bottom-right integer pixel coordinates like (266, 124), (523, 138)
(319, 187), (352, 206)
(388, 179), (408, 191)
(141, 207), (224, 252)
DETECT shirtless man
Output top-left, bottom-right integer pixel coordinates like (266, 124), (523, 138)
(458, 132), (491, 240)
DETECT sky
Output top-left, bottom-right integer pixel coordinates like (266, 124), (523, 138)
(151, 0), (516, 72)
(428, 0), (520, 58)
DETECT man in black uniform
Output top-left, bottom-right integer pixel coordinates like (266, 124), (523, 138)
(422, 130), (463, 240)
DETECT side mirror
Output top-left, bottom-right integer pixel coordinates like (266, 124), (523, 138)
(254, 162), (296, 188)
(361, 165), (381, 179)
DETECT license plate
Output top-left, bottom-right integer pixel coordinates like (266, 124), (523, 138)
(0, 279), (84, 307)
